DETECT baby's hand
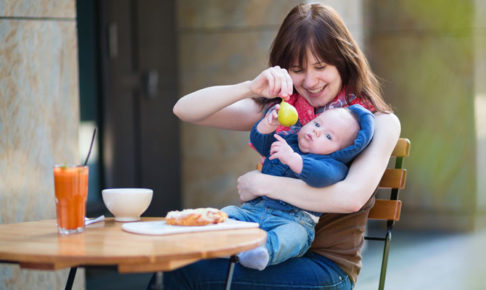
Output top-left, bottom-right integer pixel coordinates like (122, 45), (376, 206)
(257, 105), (280, 134)
(269, 134), (303, 173)
(269, 134), (295, 163)
(264, 104), (281, 127)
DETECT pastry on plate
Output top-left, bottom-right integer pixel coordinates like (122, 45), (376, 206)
(165, 207), (228, 226)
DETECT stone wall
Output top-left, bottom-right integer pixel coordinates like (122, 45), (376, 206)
(0, 0), (84, 289)
(367, 0), (486, 231)
(176, 0), (365, 209)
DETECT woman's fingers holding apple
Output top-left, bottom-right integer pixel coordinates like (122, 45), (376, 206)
(277, 67), (293, 98)
(251, 68), (274, 98)
(284, 69), (293, 97)
(270, 66), (284, 96)
(264, 69), (276, 96)
(251, 66), (292, 99)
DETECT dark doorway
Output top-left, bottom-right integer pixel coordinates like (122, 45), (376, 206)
(77, 0), (180, 288)
(99, 0), (180, 218)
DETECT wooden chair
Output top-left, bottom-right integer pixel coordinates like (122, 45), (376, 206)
(365, 138), (411, 290)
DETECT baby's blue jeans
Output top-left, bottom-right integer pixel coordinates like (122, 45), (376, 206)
(222, 198), (316, 266)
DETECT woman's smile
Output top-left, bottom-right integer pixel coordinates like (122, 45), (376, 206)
(305, 85), (326, 98)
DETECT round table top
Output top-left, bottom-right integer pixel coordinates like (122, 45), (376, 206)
(0, 218), (266, 273)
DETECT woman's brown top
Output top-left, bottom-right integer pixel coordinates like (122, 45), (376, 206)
(309, 195), (375, 284)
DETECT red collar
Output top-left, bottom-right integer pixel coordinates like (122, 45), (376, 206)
(275, 89), (375, 133)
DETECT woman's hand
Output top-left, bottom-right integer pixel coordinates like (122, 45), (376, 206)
(172, 66), (292, 130)
(250, 66), (293, 99)
(237, 170), (266, 202)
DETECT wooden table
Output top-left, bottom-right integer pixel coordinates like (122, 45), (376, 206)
(0, 218), (266, 289)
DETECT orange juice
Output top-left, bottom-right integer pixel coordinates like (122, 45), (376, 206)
(53, 165), (89, 235)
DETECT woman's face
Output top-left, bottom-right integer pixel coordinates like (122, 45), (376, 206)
(288, 49), (342, 108)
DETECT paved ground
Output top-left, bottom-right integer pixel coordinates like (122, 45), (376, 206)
(355, 227), (486, 290)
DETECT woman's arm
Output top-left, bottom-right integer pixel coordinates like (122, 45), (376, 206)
(173, 81), (263, 131)
(236, 112), (401, 213)
(173, 67), (293, 131)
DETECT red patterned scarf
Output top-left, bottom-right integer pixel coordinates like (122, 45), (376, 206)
(275, 88), (376, 134)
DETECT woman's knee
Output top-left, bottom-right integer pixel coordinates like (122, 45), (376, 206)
(161, 259), (230, 290)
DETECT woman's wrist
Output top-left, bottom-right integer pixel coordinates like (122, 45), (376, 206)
(240, 80), (259, 99)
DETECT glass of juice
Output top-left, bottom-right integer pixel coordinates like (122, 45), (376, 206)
(53, 165), (89, 235)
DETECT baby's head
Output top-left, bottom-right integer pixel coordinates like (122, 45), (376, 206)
(297, 108), (359, 155)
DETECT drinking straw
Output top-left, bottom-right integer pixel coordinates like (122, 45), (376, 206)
(83, 128), (97, 166)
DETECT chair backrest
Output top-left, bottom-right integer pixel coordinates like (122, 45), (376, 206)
(365, 137), (411, 290)
(368, 138), (411, 222)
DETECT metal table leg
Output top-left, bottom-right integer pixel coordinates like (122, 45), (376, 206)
(65, 267), (77, 290)
(152, 272), (163, 290)
(225, 255), (238, 290)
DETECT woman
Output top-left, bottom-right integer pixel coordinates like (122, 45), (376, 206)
(153, 3), (400, 289)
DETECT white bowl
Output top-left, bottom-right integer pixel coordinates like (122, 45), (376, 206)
(102, 188), (153, 222)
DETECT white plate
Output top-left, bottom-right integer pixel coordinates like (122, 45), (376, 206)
(122, 218), (259, 236)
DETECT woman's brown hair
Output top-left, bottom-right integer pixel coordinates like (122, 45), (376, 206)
(260, 3), (392, 113)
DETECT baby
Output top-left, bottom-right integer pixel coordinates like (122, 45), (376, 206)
(222, 104), (375, 270)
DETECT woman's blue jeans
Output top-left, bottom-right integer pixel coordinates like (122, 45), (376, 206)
(147, 251), (352, 289)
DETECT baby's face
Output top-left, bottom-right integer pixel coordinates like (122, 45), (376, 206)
(297, 109), (359, 155)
